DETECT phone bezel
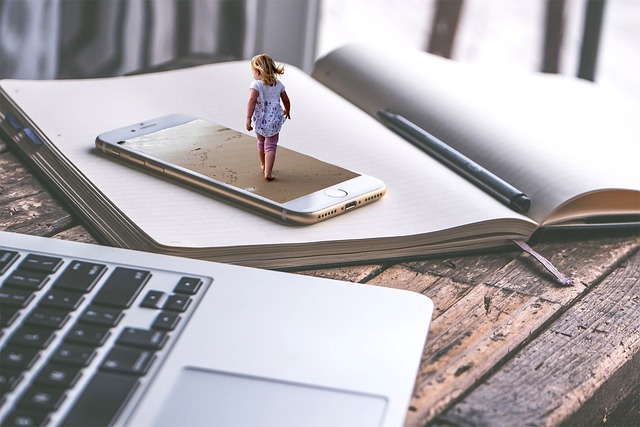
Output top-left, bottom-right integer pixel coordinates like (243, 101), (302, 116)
(95, 114), (386, 225)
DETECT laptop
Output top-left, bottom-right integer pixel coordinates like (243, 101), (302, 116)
(0, 231), (433, 427)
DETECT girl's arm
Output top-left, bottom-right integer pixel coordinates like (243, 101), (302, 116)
(281, 90), (291, 119)
(246, 88), (259, 131)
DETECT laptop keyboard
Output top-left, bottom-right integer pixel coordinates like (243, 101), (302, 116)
(0, 244), (211, 426)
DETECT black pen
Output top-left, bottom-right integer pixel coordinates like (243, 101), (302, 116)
(378, 110), (531, 214)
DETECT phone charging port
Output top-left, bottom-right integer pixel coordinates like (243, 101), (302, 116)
(345, 201), (358, 211)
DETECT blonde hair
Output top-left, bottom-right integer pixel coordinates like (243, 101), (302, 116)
(251, 54), (285, 86)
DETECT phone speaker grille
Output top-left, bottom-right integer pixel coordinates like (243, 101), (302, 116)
(317, 192), (383, 221)
(364, 193), (384, 202)
(318, 209), (338, 220)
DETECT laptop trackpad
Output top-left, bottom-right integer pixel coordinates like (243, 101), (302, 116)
(154, 367), (387, 427)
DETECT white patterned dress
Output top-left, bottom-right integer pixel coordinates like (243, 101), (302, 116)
(250, 79), (285, 137)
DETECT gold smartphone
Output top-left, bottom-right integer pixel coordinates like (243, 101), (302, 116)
(95, 114), (386, 225)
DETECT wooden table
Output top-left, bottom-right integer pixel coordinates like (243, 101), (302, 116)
(2, 138), (639, 426)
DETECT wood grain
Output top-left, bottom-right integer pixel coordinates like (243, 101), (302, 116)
(365, 236), (640, 426)
(51, 225), (99, 243)
(436, 248), (640, 427)
(298, 263), (387, 283)
(2, 140), (639, 426)
(1, 150), (78, 236)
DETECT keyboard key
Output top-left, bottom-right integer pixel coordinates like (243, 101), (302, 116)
(151, 311), (181, 331)
(53, 261), (107, 293)
(0, 286), (35, 307)
(65, 324), (111, 346)
(0, 249), (20, 275)
(1, 408), (49, 427)
(18, 386), (67, 411)
(0, 368), (23, 398)
(79, 305), (123, 327)
(19, 254), (63, 274)
(1, 345), (40, 370)
(51, 343), (96, 367)
(174, 277), (203, 295)
(100, 347), (155, 375)
(40, 289), (85, 310)
(61, 372), (139, 427)
(4, 270), (49, 290)
(163, 294), (191, 312)
(93, 267), (150, 308)
(34, 364), (82, 388)
(26, 307), (70, 329)
(117, 328), (167, 350)
(0, 305), (21, 328)
(140, 290), (166, 309)
(0, 242), (209, 427)
(9, 326), (56, 348)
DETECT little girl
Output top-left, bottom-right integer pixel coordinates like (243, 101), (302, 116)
(245, 54), (291, 181)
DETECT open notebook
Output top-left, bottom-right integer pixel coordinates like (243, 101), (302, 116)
(0, 44), (638, 269)
(312, 45), (640, 228)
(0, 231), (433, 427)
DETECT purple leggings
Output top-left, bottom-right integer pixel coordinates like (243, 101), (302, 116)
(257, 132), (279, 153)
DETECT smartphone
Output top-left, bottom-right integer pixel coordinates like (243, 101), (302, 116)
(95, 114), (386, 225)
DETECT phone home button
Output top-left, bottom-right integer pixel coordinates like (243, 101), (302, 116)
(324, 188), (348, 198)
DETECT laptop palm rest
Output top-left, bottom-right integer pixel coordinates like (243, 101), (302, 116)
(154, 367), (388, 426)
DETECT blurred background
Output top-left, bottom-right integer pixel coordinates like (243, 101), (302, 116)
(1, 0), (638, 102)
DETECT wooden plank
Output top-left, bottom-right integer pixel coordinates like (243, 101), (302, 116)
(297, 264), (387, 284)
(51, 225), (99, 244)
(1, 150), (77, 236)
(406, 235), (639, 295)
(436, 248), (640, 426)
(1, 150), (42, 190)
(366, 235), (640, 426)
(1, 197), (75, 236)
(402, 250), (517, 286)
(404, 279), (564, 425)
(566, 348), (640, 426)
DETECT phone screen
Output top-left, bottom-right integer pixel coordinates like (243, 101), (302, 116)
(117, 119), (359, 204)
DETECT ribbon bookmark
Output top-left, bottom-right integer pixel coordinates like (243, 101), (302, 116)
(513, 240), (574, 286)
